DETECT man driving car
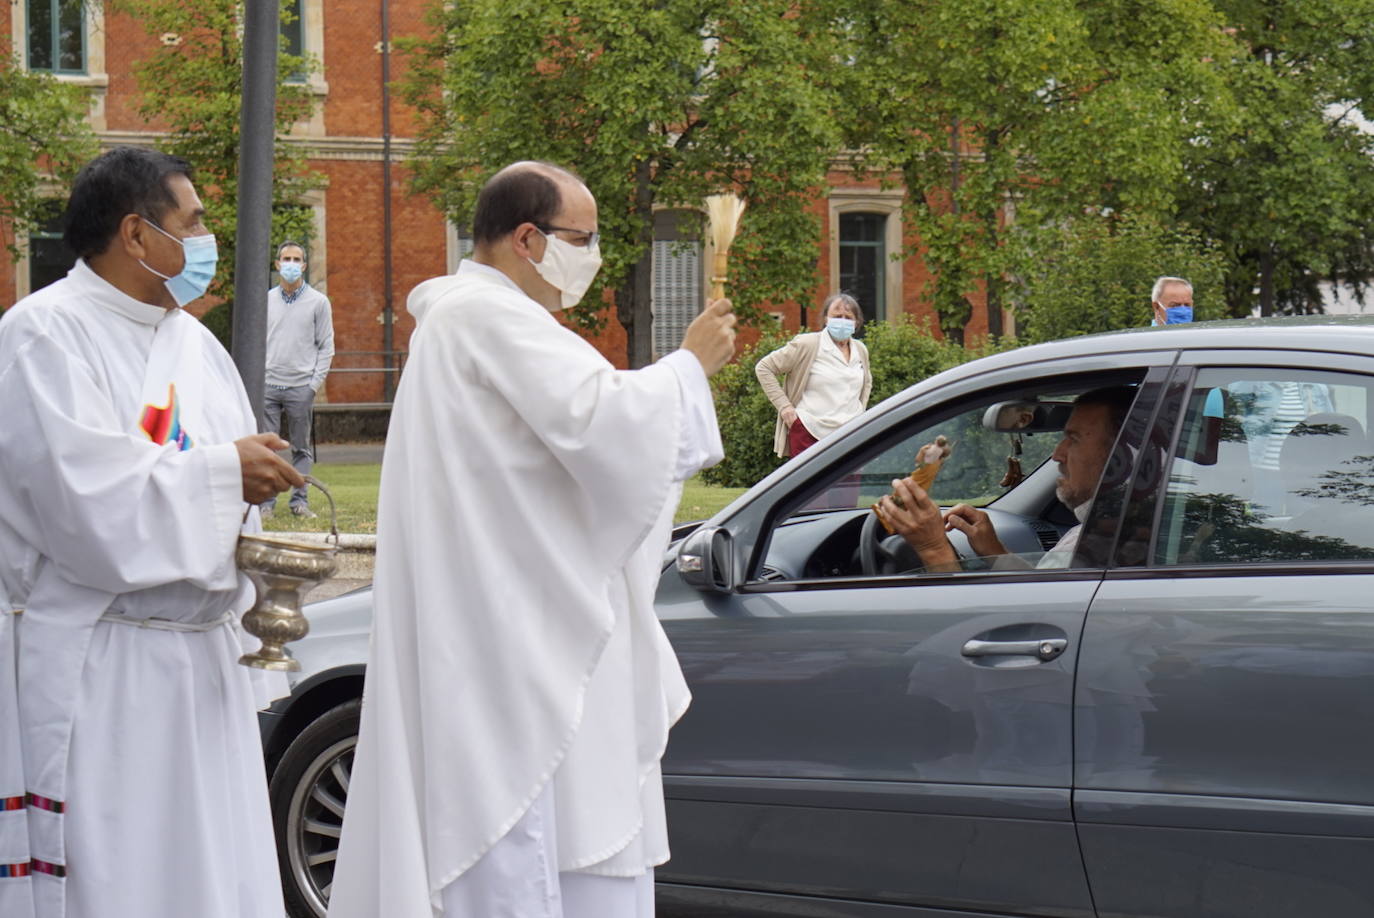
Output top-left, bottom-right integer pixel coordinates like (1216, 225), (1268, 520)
(876, 386), (1135, 572)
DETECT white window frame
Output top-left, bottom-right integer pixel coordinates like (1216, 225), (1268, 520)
(12, 0), (108, 130)
(828, 189), (903, 322)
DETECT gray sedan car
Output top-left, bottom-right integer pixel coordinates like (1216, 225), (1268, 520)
(261, 317), (1374, 918)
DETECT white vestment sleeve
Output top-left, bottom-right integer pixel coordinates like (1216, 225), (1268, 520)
(0, 333), (244, 595)
(659, 349), (724, 482)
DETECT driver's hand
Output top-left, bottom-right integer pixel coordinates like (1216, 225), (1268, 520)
(943, 504), (1007, 558)
(876, 478), (959, 570)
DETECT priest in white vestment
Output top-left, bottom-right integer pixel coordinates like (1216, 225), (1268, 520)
(329, 162), (738, 918)
(0, 147), (304, 918)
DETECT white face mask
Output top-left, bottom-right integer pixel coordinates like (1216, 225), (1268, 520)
(529, 230), (602, 310)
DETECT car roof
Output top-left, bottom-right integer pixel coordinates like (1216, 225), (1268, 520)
(900, 316), (1374, 404)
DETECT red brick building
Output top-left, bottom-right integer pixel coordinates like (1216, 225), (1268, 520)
(4, 0), (979, 402)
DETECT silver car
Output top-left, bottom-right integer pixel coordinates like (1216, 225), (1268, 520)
(261, 317), (1374, 917)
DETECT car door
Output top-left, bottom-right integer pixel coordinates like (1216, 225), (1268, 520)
(658, 356), (1174, 917)
(1075, 353), (1374, 918)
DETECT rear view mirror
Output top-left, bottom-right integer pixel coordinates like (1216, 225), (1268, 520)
(676, 526), (737, 593)
(982, 400), (1073, 433)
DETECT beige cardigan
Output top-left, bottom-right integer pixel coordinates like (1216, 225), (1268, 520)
(755, 331), (873, 457)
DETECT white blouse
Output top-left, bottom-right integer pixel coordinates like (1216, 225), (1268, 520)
(796, 331), (866, 438)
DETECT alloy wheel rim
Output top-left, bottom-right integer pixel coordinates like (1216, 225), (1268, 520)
(286, 735), (354, 916)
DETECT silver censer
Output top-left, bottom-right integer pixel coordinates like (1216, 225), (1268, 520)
(236, 477), (339, 671)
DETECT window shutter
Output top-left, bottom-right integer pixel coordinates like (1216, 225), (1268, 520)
(652, 239), (702, 358)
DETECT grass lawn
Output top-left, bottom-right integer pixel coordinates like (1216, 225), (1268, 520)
(263, 463), (750, 535)
(677, 476), (749, 524)
(263, 463), (382, 534)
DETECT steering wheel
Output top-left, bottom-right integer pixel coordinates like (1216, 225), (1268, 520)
(858, 506), (975, 576)
(859, 508), (916, 575)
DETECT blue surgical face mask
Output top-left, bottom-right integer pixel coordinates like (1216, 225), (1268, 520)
(279, 262), (304, 283)
(1164, 305), (1194, 324)
(140, 220), (218, 307)
(826, 316), (856, 341)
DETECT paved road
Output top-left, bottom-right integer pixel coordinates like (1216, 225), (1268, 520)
(311, 577), (370, 602)
(315, 442), (384, 464)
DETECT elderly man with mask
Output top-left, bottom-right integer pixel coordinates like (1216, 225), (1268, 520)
(330, 161), (737, 918)
(1151, 275), (1194, 325)
(876, 386), (1136, 572)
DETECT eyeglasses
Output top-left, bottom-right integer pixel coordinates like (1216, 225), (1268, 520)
(536, 224), (600, 249)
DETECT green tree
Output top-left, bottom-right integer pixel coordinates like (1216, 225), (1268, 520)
(1183, 0), (1374, 316)
(115, 0), (322, 311)
(701, 326), (792, 488)
(0, 55), (96, 258)
(838, 0), (1233, 343)
(400, 0), (845, 367)
(1014, 214), (1227, 343)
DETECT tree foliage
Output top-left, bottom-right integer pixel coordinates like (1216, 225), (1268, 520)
(1014, 214), (1228, 343)
(0, 56), (96, 257)
(837, 0), (1234, 341)
(700, 327), (792, 488)
(399, 0), (843, 367)
(114, 0), (322, 307)
(1182, 0), (1374, 316)
(838, 0), (1374, 328)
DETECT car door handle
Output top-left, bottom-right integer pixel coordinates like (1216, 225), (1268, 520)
(961, 638), (1067, 661)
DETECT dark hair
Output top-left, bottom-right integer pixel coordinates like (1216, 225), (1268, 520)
(1074, 384), (1136, 433)
(821, 292), (865, 331)
(63, 147), (194, 259)
(471, 162), (578, 246)
(277, 240), (306, 259)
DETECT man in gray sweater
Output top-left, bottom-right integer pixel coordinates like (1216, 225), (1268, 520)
(261, 240), (334, 518)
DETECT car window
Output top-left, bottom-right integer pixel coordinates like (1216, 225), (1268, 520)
(759, 377), (1147, 581)
(1155, 368), (1374, 564)
(796, 401), (1061, 515)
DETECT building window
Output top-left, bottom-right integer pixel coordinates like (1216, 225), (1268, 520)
(282, 0), (304, 56)
(652, 210), (702, 359)
(29, 201), (76, 294)
(446, 223), (474, 274)
(281, 0), (306, 81)
(838, 212), (886, 321)
(27, 0), (86, 73)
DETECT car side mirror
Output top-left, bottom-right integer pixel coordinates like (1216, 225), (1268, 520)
(676, 526), (737, 593)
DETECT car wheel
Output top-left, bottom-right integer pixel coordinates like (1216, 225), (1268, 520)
(270, 699), (359, 918)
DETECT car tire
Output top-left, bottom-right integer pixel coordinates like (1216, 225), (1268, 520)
(270, 698), (359, 918)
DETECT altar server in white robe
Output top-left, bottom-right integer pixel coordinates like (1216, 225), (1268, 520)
(0, 146), (304, 918)
(329, 162), (737, 918)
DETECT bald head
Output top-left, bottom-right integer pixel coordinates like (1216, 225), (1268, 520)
(472, 161), (585, 246)
(469, 161), (599, 311)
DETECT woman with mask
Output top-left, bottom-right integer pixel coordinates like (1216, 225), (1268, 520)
(756, 292), (873, 458)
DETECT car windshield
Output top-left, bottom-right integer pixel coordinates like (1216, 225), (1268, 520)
(795, 397), (1065, 515)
